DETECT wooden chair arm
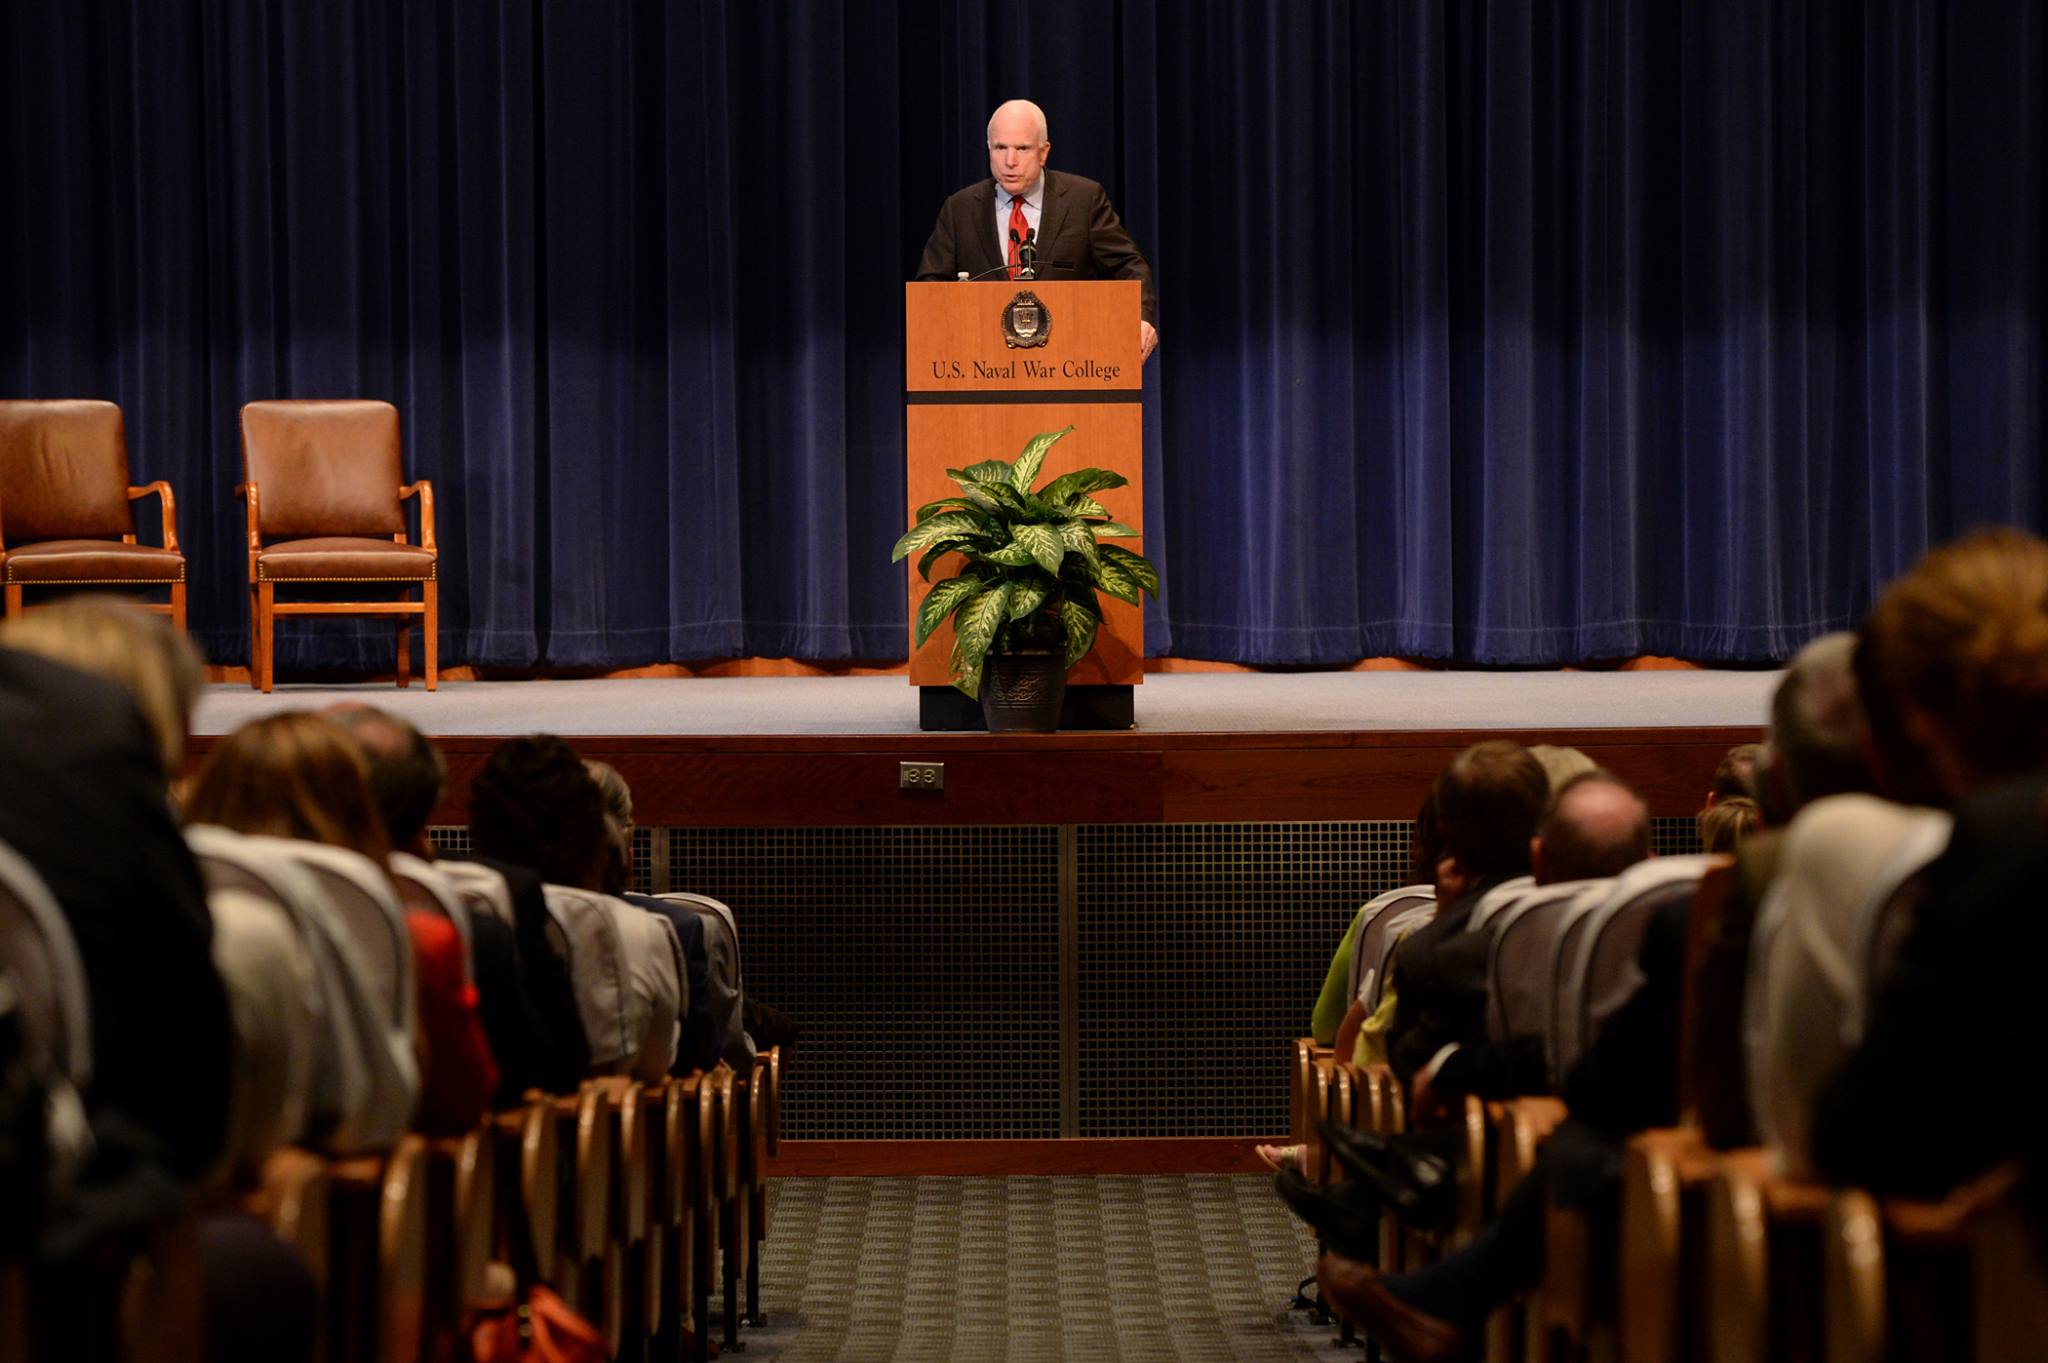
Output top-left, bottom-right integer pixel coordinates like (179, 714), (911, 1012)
(126, 480), (179, 552)
(400, 480), (436, 552)
(235, 481), (262, 557)
(764, 1045), (782, 1157)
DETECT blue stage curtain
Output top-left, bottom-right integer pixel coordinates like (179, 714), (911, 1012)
(2, 1), (2042, 669)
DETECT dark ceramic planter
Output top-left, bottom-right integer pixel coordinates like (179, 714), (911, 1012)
(980, 651), (1068, 732)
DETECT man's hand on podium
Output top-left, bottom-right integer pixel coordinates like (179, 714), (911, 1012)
(1140, 320), (1159, 364)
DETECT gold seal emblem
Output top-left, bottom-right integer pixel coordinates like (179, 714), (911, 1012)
(1001, 290), (1051, 349)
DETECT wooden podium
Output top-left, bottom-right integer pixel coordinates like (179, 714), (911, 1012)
(904, 280), (1145, 730)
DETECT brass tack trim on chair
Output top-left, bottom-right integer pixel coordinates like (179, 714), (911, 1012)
(255, 568), (438, 583)
(2, 572), (187, 585)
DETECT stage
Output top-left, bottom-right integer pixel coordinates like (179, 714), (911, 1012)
(188, 668), (1771, 1172)
(193, 668), (1778, 739)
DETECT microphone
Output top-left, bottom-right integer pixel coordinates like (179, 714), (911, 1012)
(1019, 227), (1039, 279)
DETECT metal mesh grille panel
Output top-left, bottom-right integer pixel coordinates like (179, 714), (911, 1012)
(1075, 822), (1416, 1138)
(1649, 816), (1702, 858)
(669, 826), (1062, 1139)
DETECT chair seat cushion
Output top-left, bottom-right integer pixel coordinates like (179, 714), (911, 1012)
(256, 537), (436, 582)
(2, 539), (185, 583)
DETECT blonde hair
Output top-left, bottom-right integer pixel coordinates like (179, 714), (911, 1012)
(185, 712), (390, 863)
(1856, 527), (2048, 790)
(1697, 796), (1762, 854)
(0, 596), (201, 775)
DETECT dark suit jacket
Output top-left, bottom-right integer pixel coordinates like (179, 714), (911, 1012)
(625, 894), (717, 1074)
(1386, 874), (1518, 1082)
(450, 853), (591, 1092)
(915, 169), (1158, 326)
(0, 648), (231, 1186)
(1811, 774), (2048, 1210)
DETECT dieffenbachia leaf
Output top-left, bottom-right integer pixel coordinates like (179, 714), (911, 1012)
(1008, 577), (1052, 620)
(1058, 520), (1100, 571)
(913, 497), (986, 522)
(949, 581), (1013, 682)
(1089, 520), (1139, 539)
(1040, 466), (1126, 506)
(917, 540), (973, 581)
(1011, 523), (1065, 576)
(1058, 599), (1100, 668)
(982, 539), (1038, 567)
(914, 576), (984, 646)
(893, 512), (986, 562)
(1010, 426), (1074, 493)
(1098, 542), (1160, 596)
(1089, 551), (1142, 604)
(950, 459), (1013, 488)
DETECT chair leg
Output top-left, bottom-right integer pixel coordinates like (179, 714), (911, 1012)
(3, 584), (21, 618)
(396, 588), (411, 689)
(247, 586), (262, 690)
(257, 582), (276, 692)
(721, 1200), (741, 1352)
(169, 580), (187, 633)
(692, 1212), (714, 1363)
(423, 578), (438, 691)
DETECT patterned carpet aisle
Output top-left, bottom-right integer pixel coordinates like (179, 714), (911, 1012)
(712, 1175), (1356, 1362)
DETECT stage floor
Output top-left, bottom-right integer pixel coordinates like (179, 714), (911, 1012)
(192, 668), (1782, 737)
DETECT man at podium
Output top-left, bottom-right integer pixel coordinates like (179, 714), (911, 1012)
(915, 99), (1160, 363)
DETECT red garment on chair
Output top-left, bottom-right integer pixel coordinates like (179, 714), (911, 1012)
(407, 912), (498, 1136)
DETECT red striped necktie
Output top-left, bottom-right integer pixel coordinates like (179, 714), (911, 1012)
(1007, 194), (1028, 280)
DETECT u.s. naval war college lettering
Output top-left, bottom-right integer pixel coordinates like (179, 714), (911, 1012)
(929, 357), (1122, 383)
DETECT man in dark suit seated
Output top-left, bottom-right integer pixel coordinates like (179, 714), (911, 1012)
(915, 98), (1159, 363)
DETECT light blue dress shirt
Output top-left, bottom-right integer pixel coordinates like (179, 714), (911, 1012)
(993, 175), (1045, 267)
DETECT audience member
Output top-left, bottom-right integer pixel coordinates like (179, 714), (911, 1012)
(1, 602), (312, 1363)
(1809, 529), (2048, 1217)
(329, 705), (569, 1107)
(472, 737), (686, 1080)
(1309, 645), (1872, 1358)
(1383, 741), (1548, 1087)
(1695, 794), (1761, 853)
(587, 760), (719, 1073)
(1530, 770), (1651, 884)
(0, 620), (231, 1197)
(1526, 743), (1596, 796)
(1704, 742), (1762, 807)
(1685, 633), (1872, 1148)
(187, 712), (495, 1136)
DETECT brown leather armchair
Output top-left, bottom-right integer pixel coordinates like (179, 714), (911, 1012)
(0, 400), (187, 628)
(238, 399), (438, 692)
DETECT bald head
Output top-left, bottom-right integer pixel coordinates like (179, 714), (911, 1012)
(1533, 772), (1651, 884)
(325, 703), (446, 854)
(987, 99), (1049, 146)
(987, 100), (1051, 198)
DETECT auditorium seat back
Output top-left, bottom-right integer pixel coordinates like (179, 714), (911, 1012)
(1350, 887), (1437, 1015)
(427, 858), (517, 930)
(278, 841), (418, 1039)
(1555, 855), (1719, 1077)
(0, 835), (93, 1192)
(1485, 878), (1608, 1057)
(389, 852), (475, 982)
(1464, 875), (1536, 937)
(542, 886), (683, 1081)
(186, 825), (420, 1151)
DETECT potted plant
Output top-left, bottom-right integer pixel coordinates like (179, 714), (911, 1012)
(891, 425), (1160, 731)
